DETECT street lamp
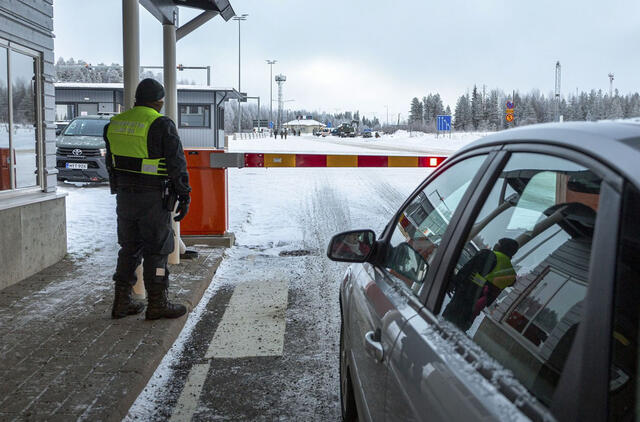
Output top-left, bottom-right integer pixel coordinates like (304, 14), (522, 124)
(266, 59), (277, 130)
(233, 13), (248, 132)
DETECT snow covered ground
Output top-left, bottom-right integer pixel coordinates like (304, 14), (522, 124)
(229, 130), (486, 156)
(63, 131), (486, 419)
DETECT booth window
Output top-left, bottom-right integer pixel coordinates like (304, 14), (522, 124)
(0, 42), (41, 192)
(179, 104), (210, 128)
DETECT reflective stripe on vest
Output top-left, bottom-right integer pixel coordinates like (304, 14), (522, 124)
(470, 250), (516, 290)
(106, 106), (167, 176)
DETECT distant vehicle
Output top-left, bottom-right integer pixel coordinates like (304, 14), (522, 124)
(335, 123), (355, 138)
(319, 127), (331, 137)
(362, 130), (372, 138)
(328, 121), (640, 422)
(56, 115), (112, 182)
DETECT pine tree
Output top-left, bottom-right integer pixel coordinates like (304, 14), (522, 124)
(409, 97), (423, 125)
(454, 94), (470, 130)
(471, 85), (481, 130)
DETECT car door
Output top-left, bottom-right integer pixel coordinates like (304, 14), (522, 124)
(385, 147), (623, 421)
(608, 182), (640, 421)
(344, 151), (495, 421)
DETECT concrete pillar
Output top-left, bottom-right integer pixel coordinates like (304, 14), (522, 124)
(163, 22), (181, 266)
(122, 0), (140, 110)
(122, 0), (145, 298)
(163, 23), (178, 123)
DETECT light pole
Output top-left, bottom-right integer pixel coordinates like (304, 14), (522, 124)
(266, 59), (277, 130)
(233, 14), (248, 132)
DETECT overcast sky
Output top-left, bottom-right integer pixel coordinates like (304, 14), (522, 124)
(53, 0), (640, 121)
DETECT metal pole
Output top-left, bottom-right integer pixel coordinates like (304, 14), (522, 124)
(122, 0), (140, 111)
(266, 60), (276, 130)
(257, 96), (261, 130)
(237, 19), (241, 133)
(207, 66), (210, 86)
(163, 19), (180, 266)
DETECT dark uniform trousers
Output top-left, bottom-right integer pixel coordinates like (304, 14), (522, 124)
(113, 189), (174, 289)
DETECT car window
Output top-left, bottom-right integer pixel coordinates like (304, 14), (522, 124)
(383, 154), (488, 296)
(63, 118), (109, 136)
(438, 152), (602, 407)
(609, 184), (640, 421)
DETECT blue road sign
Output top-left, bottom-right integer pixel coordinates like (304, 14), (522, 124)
(269, 121), (273, 128)
(506, 101), (514, 109)
(437, 115), (452, 131)
(327, 121), (332, 128)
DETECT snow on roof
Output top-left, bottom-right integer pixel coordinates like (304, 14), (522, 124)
(283, 119), (325, 127)
(54, 82), (237, 92)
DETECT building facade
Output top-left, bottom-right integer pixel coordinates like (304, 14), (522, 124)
(283, 118), (325, 134)
(0, 0), (67, 289)
(55, 83), (240, 148)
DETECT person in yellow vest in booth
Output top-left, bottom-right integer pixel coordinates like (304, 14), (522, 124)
(104, 78), (191, 320)
(443, 238), (519, 331)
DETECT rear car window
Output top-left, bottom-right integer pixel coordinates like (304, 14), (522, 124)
(439, 152), (602, 407)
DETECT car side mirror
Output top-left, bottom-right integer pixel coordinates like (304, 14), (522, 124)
(55, 129), (62, 136)
(327, 229), (376, 263)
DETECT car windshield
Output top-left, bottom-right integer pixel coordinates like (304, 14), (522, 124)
(63, 119), (109, 136)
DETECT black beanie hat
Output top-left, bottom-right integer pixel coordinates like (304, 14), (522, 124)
(135, 78), (165, 104)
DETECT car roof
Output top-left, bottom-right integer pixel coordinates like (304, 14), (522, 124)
(458, 120), (640, 187)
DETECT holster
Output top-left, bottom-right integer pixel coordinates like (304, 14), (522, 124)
(108, 170), (118, 195)
(162, 180), (178, 212)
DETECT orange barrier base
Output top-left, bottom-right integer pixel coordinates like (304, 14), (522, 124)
(181, 149), (228, 236)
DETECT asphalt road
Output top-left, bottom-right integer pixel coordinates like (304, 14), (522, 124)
(125, 167), (429, 421)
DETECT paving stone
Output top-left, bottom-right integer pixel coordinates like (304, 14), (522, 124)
(0, 246), (223, 420)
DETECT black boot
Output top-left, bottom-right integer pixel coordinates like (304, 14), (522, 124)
(111, 282), (145, 319)
(145, 285), (187, 320)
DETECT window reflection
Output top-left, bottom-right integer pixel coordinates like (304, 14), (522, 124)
(11, 50), (37, 189)
(0, 47), (9, 191)
(440, 153), (602, 407)
(384, 155), (487, 295)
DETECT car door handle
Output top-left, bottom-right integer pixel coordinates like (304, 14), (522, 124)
(364, 330), (384, 362)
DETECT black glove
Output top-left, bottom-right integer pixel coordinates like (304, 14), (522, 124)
(174, 194), (190, 222)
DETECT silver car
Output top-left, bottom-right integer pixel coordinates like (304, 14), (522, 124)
(328, 121), (640, 421)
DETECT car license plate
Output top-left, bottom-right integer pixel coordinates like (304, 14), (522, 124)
(66, 162), (88, 170)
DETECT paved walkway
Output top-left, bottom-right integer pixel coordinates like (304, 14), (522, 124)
(0, 246), (224, 421)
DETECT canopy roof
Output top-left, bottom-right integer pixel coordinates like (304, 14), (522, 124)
(141, 0), (235, 24)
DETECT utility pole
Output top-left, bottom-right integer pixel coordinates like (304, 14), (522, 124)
(555, 61), (561, 122)
(608, 73), (615, 97)
(385, 105), (389, 127)
(233, 14), (248, 132)
(266, 59), (277, 129)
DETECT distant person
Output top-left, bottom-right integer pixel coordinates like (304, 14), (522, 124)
(442, 238), (519, 331)
(284, 128), (288, 139)
(375, 131), (380, 138)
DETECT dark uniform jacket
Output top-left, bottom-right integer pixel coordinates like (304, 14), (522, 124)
(103, 114), (191, 196)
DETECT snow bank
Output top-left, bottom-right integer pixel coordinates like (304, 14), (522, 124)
(229, 131), (488, 156)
